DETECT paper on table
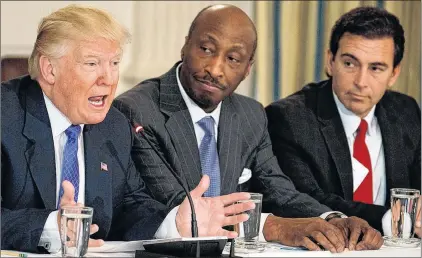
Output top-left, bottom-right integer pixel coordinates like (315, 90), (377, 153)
(87, 241), (144, 253)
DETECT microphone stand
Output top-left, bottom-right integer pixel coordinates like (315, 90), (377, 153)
(132, 122), (201, 258)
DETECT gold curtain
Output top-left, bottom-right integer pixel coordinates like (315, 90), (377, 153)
(254, 1), (421, 106)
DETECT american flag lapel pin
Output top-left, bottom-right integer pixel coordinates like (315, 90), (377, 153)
(100, 162), (108, 172)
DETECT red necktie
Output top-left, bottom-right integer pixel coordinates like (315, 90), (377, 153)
(353, 119), (373, 204)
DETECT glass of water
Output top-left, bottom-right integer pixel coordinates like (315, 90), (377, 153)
(234, 193), (265, 252)
(60, 206), (93, 257)
(384, 188), (420, 248)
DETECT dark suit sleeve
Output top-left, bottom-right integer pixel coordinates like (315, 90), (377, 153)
(266, 103), (388, 231)
(1, 207), (53, 252)
(249, 105), (332, 218)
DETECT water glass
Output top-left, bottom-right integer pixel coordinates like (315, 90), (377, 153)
(60, 206), (93, 257)
(234, 193), (265, 252)
(384, 188), (420, 248)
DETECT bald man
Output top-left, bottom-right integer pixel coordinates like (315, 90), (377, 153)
(114, 5), (383, 252)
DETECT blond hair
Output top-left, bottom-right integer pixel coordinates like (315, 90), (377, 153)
(28, 4), (131, 79)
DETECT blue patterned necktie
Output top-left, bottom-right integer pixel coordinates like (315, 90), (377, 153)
(58, 125), (81, 207)
(198, 116), (221, 197)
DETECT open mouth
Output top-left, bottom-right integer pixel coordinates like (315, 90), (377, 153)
(88, 95), (107, 108)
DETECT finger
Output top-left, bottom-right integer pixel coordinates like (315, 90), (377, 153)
(322, 226), (345, 252)
(348, 226), (361, 251)
(355, 227), (377, 251)
(301, 237), (321, 251)
(88, 238), (104, 247)
(222, 214), (249, 227)
(217, 192), (251, 206)
(416, 197), (421, 228)
(90, 224), (99, 235)
(311, 231), (337, 253)
(189, 175), (210, 198)
(60, 180), (76, 206)
(224, 202), (255, 216)
(214, 228), (238, 239)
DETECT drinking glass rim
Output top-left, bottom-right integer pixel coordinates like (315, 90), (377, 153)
(60, 206), (93, 212)
(390, 188), (420, 194)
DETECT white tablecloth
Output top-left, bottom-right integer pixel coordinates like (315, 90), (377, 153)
(2, 241), (421, 257)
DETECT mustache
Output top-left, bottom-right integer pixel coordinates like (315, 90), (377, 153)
(194, 75), (227, 90)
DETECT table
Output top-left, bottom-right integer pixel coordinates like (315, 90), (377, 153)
(2, 241), (421, 257)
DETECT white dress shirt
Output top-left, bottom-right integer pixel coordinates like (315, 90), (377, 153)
(38, 94), (179, 253)
(333, 91), (392, 234)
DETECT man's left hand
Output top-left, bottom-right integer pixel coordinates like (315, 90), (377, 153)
(329, 216), (383, 251)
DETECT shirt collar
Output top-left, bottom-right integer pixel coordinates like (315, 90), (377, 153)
(332, 90), (376, 137)
(43, 93), (84, 137)
(176, 62), (221, 126)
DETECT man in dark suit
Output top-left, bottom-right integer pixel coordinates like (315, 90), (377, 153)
(266, 6), (421, 236)
(1, 5), (254, 253)
(114, 4), (383, 252)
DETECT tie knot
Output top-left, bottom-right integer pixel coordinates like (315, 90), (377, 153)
(357, 119), (368, 136)
(65, 125), (81, 140)
(198, 116), (215, 136)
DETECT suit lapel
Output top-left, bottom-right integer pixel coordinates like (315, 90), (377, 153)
(317, 81), (354, 200)
(218, 97), (241, 195)
(22, 82), (57, 209)
(376, 97), (408, 204)
(159, 63), (202, 191)
(83, 125), (113, 237)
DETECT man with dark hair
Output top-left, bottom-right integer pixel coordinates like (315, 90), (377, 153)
(115, 4), (383, 252)
(266, 6), (421, 236)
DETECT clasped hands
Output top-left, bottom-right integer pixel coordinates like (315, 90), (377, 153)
(263, 214), (383, 252)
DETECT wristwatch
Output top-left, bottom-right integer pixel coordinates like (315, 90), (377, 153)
(325, 212), (347, 221)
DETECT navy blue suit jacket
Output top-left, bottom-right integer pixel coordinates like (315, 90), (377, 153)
(1, 75), (169, 252)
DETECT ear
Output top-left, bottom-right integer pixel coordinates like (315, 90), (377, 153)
(387, 63), (401, 88)
(39, 55), (56, 85)
(181, 36), (189, 61)
(325, 49), (334, 77)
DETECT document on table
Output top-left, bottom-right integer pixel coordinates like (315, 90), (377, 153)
(87, 240), (144, 253)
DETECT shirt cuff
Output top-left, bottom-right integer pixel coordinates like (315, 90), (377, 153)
(382, 209), (412, 237)
(259, 213), (271, 242)
(38, 210), (61, 253)
(154, 206), (181, 239)
(320, 211), (347, 220)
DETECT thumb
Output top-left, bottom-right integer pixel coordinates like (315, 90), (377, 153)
(190, 175), (210, 198)
(61, 180), (75, 205)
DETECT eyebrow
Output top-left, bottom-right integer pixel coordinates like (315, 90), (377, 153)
(340, 53), (389, 68)
(200, 34), (247, 53)
(81, 53), (122, 60)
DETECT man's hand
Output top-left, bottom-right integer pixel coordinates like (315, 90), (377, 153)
(329, 216), (383, 251)
(176, 175), (255, 238)
(414, 197), (421, 238)
(262, 215), (346, 253)
(58, 180), (104, 247)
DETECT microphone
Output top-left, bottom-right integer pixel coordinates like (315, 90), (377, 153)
(131, 121), (235, 258)
(132, 122), (198, 239)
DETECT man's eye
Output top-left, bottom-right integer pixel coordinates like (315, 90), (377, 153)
(344, 61), (354, 67)
(228, 56), (239, 63)
(201, 47), (212, 54)
(85, 62), (97, 67)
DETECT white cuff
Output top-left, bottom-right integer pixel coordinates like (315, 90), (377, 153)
(320, 211), (347, 220)
(154, 206), (181, 239)
(259, 213), (271, 242)
(382, 209), (412, 237)
(38, 210), (61, 253)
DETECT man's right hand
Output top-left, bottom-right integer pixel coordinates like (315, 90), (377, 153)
(262, 215), (346, 253)
(57, 180), (104, 247)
